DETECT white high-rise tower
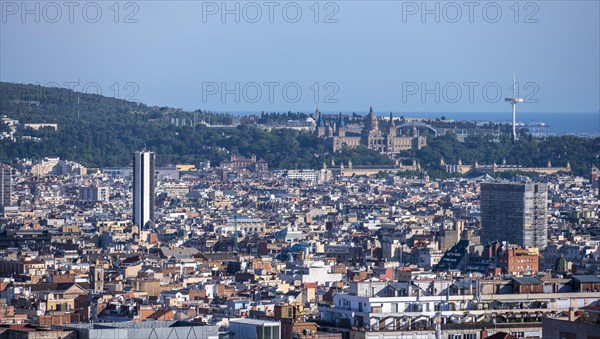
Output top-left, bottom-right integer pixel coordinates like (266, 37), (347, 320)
(133, 151), (155, 229)
(505, 75), (524, 141)
(0, 164), (11, 211)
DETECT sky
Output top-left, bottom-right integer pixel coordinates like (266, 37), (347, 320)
(1, 0), (599, 115)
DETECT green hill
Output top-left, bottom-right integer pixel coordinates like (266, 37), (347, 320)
(1, 82), (598, 176)
(0, 82), (390, 169)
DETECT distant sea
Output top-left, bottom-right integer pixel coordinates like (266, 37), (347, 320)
(225, 111), (600, 136)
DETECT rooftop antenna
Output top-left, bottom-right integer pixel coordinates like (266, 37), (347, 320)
(505, 74), (523, 142)
(233, 212), (239, 254)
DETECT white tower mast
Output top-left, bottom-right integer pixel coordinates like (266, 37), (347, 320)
(505, 74), (524, 141)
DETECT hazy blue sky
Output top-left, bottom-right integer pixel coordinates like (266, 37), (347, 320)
(1, 0), (599, 115)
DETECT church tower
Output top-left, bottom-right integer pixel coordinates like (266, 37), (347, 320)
(316, 107), (326, 137)
(90, 262), (104, 292)
(386, 112), (396, 153)
(365, 106), (379, 132)
(337, 112), (346, 137)
(388, 112), (396, 137)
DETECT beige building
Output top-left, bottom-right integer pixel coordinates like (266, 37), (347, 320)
(316, 107), (427, 154)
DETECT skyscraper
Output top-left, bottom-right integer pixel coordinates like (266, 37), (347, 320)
(0, 164), (11, 210)
(480, 182), (548, 249)
(133, 151), (155, 229)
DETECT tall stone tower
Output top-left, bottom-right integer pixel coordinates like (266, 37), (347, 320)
(90, 263), (104, 292)
(364, 106), (378, 132)
(337, 112), (346, 137)
(315, 107), (326, 137)
(388, 112), (396, 137)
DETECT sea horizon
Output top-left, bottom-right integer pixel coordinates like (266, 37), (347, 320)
(217, 111), (600, 135)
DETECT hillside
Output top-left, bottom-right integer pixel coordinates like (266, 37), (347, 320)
(1, 82), (598, 176)
(0, 82), (391, 169)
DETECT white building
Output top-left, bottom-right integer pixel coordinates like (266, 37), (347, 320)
(287, 169), (319, 182)
(319, 280), (599, 334)
(133, 151), (155, 228)
(158, 183), (190, 197)
(279, 261), (343, 285)
(79, 185), (109, 202)
(229, 318), (281, 339)
(287, 168), (332, 183)
(216, 217), (266, 236)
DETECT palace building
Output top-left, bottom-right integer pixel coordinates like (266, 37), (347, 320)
(315, 107), (427, 154)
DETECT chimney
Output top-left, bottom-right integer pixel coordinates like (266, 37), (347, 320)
(480, 327), (488, 339)
(568, 307), (575, 321)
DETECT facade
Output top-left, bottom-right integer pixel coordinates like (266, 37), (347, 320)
(480, 182), (548, 249)
(58, 321), (219, 339)
(220, 155), (268, 172)
(315, 107), (426, 154)
(133, 151), (156, 229)
(319, 279), (598, 335)
(0, 329), (76, 338)
(287, 167), (332, 183)
(30, 157), (60, 176)
(158, 183), (190, 197)
(216, 217), (266, 236)
(90, 264), (104, 292)
(287, 169), (320, 182)
(155, 167), (180, 180)
(22, 123), (58, 130)
(79, 185), (110, 203)
(102, 167), (133, 178)
(338, 160), (419, 177)
(0, 164), (10, 210)
(229, 318), (281, 339)
(30, 157), (87, 176)
(541, 317), (600, 339)
(444, 159), (571, 175)
(499, 247), (539, 275)
(590, 165), (598, 183)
